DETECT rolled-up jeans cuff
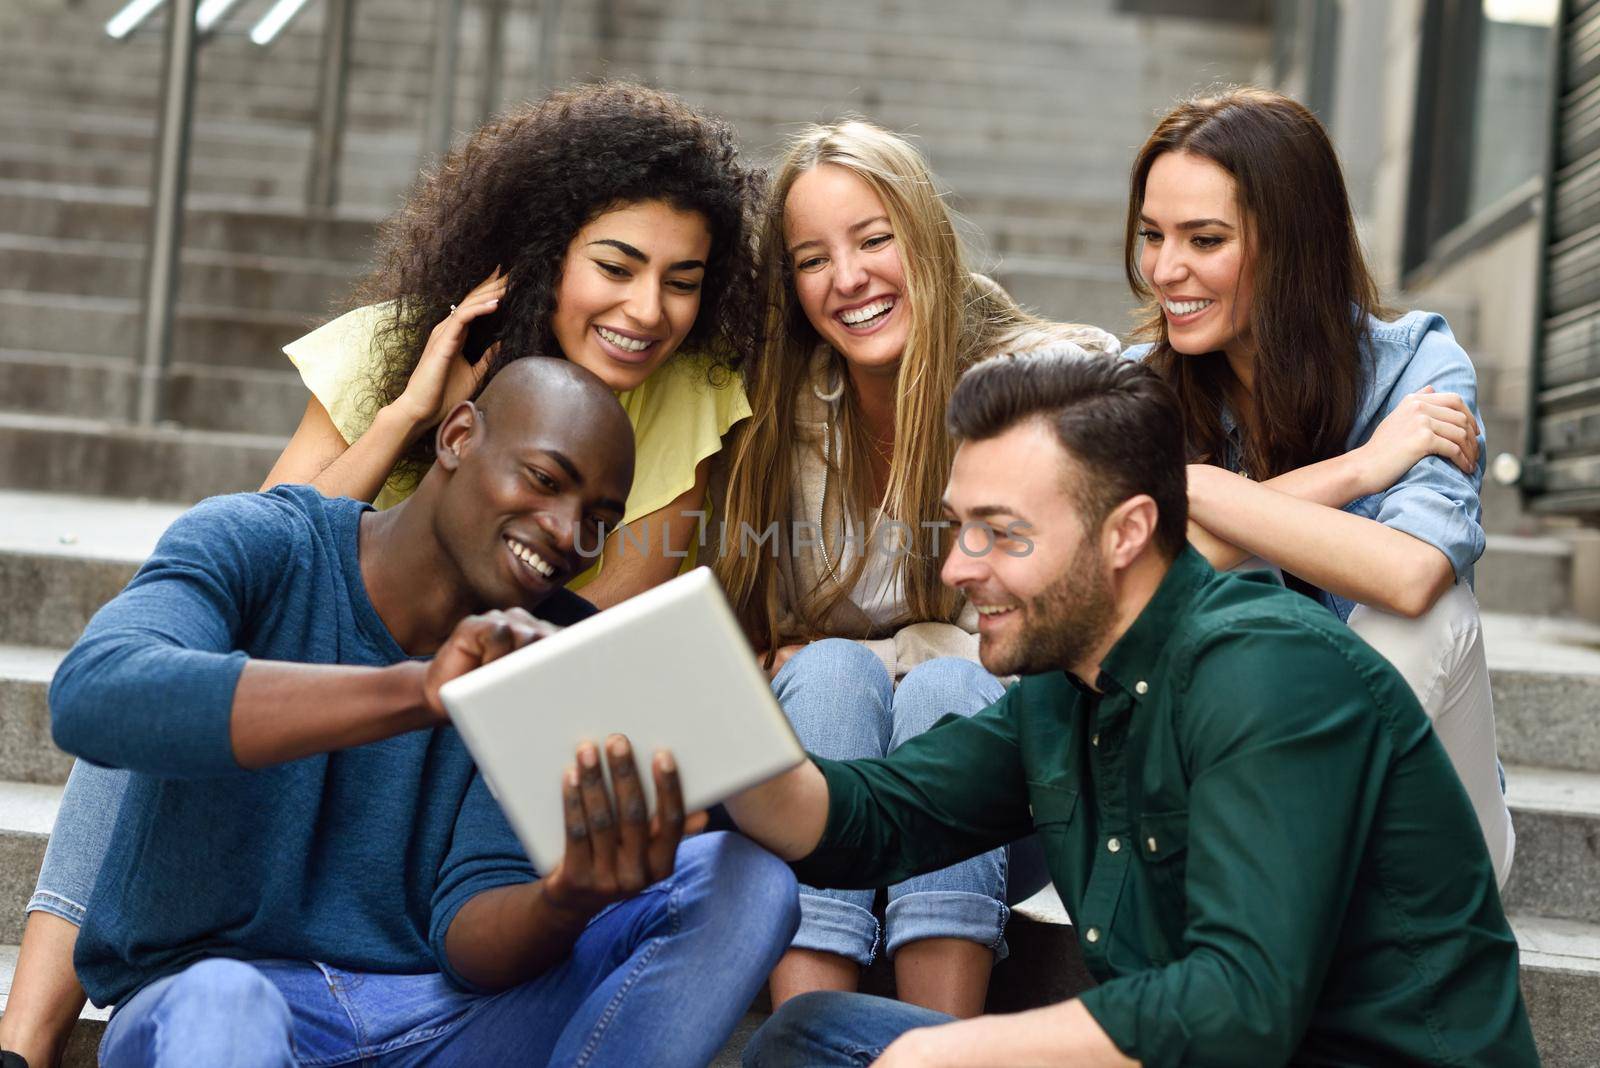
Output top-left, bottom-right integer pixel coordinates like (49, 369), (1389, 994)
(885, 890), (1009, 962)
(27, 889), (87, 926)
(792, 890), (881, 966)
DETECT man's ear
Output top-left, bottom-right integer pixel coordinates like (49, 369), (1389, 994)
(1102, 494), (1158, 572)
(433, 401), (481, 472)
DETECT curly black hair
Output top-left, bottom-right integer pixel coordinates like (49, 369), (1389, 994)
(349, 81), (763, 472)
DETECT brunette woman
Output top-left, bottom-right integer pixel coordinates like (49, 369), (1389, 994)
(1124, 87), (1512, 885)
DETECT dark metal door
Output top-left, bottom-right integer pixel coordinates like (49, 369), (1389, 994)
(1526, 0), (1600, 515)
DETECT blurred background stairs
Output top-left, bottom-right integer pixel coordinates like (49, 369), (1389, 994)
(0, 0), (1594, 1063)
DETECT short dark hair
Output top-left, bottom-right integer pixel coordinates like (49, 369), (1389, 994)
(947, 346), (1189, 559)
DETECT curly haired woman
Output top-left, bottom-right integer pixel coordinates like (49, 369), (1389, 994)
(265, 80), (761, 604)
(0, 82), (763, 1068)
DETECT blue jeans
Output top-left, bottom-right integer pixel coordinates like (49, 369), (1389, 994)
(30, 757), (126, 925)
(96, 832), (799, 1067)
(743, 990), (952, 1067)
(771, 640), (1009, 966)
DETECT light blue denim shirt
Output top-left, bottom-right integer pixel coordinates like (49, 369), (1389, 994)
(1126, 310), (1486, 622)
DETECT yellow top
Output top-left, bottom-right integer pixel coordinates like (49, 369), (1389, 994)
(282, 304), (751, 590)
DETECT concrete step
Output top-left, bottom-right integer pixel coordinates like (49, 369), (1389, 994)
(0, 896), (1593, 1065)
(0, 781), (60, 945)
(982, 214), (1130, 262)
(0, 350), (307, 437)
(0, 32), (439, 84)
(1478, 534), (1575, 617)
(0, 490), (182, 647)
(1512, 913), (1600, 1066)
(561, 6), (1267, 65)
(0, 289), (311, 369)
(0, 76), (433, 130)
(987, 258), (1139, 337)
(0, 180), (383, 261)
(1502, 766), (1600, 926)
(0, 108), (418, 171)
(0, 412), (282, 504)
(1485, 613), (1600, 774)
(0, 146), (410, 212)
(0, 647), (68, 788)
(0, 233), (361, 316)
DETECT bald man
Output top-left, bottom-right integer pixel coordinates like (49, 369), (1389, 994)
(46, 359), (799, 1068)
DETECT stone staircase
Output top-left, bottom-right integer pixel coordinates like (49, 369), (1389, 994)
(2, 490), (1599, 1064)
(1, 0), (1596, 1062)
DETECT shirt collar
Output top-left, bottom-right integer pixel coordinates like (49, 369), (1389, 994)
(1094, 546), (1213, 698)
(1219, 403), (1239, 435)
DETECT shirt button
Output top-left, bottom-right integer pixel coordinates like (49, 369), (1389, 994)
(1085, 926), (1101, 943)
(1134, 680), (1149, 695)
(1147, 836), (1159, 853)
(1107, 837), (1122, 853)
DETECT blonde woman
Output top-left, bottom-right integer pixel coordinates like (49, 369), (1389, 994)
(715, 120), (1117, 1017)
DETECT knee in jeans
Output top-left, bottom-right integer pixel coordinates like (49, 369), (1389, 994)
(691, 832), (800, 936)
(784, 639), (890, 691)
(744, 991), (857, 1068)
(896, 657), (996, 707)
(163, 959), (288, 1026)
(889, 658), (1001, 743)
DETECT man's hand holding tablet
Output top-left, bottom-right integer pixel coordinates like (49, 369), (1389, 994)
(412, 609), (691, 911)
(543, 736), (689, 919)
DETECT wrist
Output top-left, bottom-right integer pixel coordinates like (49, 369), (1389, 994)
(1185, 463), (1224, 521)
(377, 399), (430, 446)
(382, 661), (435, 732)
(1339, 446), (1377, 499)
(535, 877), (598, 928)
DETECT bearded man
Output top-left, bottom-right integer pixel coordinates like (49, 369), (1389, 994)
(727, 348), (1535, 1068)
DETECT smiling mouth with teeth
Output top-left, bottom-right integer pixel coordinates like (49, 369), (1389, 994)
(975, 605), (1019, 617)
(596, 325), (654, 353)
(506, 535), (557, 579)
(1163, 298), (1215, 317)
(838, 297), (896, 327)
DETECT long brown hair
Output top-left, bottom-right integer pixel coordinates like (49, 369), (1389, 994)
(1124, 87), (1385, 478)
(718, 119), (1109, 648)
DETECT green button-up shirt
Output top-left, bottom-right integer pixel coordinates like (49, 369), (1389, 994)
(795, 548), (1536, 1066)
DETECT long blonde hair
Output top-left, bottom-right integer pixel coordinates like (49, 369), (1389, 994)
(717, 119), (1102, 648)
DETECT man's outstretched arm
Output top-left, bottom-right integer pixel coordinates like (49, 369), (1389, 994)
(722, 760), (831, 861)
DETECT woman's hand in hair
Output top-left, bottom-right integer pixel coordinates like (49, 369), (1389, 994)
(391, 269), (506, 437)
(1350, 386), (1480, 495)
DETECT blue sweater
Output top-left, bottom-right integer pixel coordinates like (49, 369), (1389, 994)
(50, 485), (595, 1006)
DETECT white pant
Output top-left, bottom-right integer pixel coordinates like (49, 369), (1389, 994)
(1348, 582), (1514, 889)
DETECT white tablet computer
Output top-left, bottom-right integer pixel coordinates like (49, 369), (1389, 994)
(439, 566), (806, 873)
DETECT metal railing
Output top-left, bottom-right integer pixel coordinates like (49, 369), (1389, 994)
(112, 0), (559, 427)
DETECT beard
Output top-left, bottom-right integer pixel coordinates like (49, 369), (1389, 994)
(979, 538), (1117, 679)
